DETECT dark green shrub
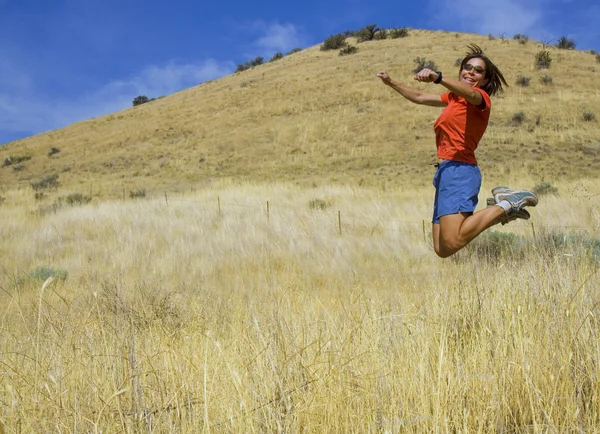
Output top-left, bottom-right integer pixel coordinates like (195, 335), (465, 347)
(373, 29), (387, 40)
(596, 54), (600, 63)
(540, 74), (553, 85)
(309, 199), (330, 210)
(321, 34), (347, 51)
(132, 95), (149, 106)
(412, 57), (438, 73)
(512, 111), (525, 125)
(356, 24), (379, 42)
(48, 147), (60, 157)
(270, 52), (284, 62)
(556, 36), (575, 49)
(488, 33), (495, 40)
(582, 112), (596, 122)
(31, 174), (59, 191)
(454, 57), (462, 66)
(470, 231), (526, 260)
(535, 50), (552, 69)
(533, 182), (558, 196)
(286, 48), (302, 55)
(513, 33), (529, 44)
(129, 189), (146, 199)
(63, 193), (92, 206)
(339, 45), (358, 56)
(236, 57), (264, 72)
(28, 266), (68, 281)
(3, 155), (31, 167)
(515, 75), (531, 87)
(389, 28), (409, 39)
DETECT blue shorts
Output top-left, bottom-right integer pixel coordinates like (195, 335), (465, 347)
(432, 160), (481, 224)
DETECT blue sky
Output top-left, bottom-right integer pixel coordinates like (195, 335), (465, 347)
(1, 0), (598, 145)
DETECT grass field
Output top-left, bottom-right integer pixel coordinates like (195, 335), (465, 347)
(1, 178), (599, 432)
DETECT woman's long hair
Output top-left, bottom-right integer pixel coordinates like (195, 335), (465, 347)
(460, 44), (508, 96)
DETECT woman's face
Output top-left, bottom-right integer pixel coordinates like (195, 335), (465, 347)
(460, 57), (489, 88)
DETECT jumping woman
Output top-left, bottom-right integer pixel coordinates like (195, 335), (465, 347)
(377, 44), (538, 258)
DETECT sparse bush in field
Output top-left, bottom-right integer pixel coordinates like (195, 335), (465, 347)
(533, 182), (558, 196)
(513, 33), (529, 44)
(356, 24), (379, 42)
(512, 111), (525, 125)
(0, 196), (5, 205)
(286, 48), (302, 55)
(30, 174), (59, 191)
(470, 231), (527, 260)
(516, 75), (531, 87)
(343, 30), (356, 37)
(321, 34), (347, 51)
(535, 50), (552, 69)
(3, 155), (31, 167)
(596, 54), (600, 63)
(269, 52), (284, 62)
(34, 192), (45, 201)
(12, 165), (25, 172)
(309, 199), (330, 210)
(589, 50), (596, 55)
(339, 45), (358, 56)
(389, 28), (409, 39)
(236, 57), (264, 72)
(454, 57), (462, 66)
(373, 29), (387, 40)
(412, 57), (438, 73)
(63, 193), (92, 206)
(28, 266), (68, 281)
(538, 232), (600, 264)
(582, 112), (596, 122)
(129, 188), (147, 199)
(556, 36), (576, 49)
(132, 95), (149, 106)
(48, 147), (60, 157)
(488, 33), (495, 40)
(540, 74), (553, 85)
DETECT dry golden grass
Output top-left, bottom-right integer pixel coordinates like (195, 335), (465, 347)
(1, 178), (599, 432)
(1, 30), (599, 199)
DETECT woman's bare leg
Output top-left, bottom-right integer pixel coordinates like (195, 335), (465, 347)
(432, 206), (505, 258)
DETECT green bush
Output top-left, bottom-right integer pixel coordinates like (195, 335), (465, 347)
(28, 266), (68, 281)
(321, 34), (347, 51)
(63, 193), (92, 206)
(236, 57), (264, 72)
(389, 28), (409, 39)
(540, 74), (553, 85)
(309, 199), (330, 210)
(412, 57), (438, 73)
(582, 112), (596, 122)
(356, 24), (379, 42)
(48, 147), (60, 157)
(470, 231), (527, 260)
(556, 36), (576, 49)
(286, 48), (302, 55)
(533, 182), (558, 196)
(513, 33), (529, 44)
(373, 29), (387, 40)
(30, 174), (59, 191)
(269, 52), (284, 62)
(129, 188), (147, 199)
(511, 111), (525, 125)
(339, 45), (358, 56)
(3, 155), (31, 167)
(535, 50), (552, 69)
(515, 75), (531, 87)
(132, 95), (149, 106)
(596, 54), (600, 63)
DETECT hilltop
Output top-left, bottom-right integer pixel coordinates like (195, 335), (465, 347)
(1, 29), (599, 199)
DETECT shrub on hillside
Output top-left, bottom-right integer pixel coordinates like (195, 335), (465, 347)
(130, 188), (147, 199)
(516, 75), (531, 87)
(513, 33), (529, 44)
(470, 231), (527, 260)
(31, 174), (59, 191)
(339, 45), (358, 56)
(236, 56), (264, 72)
(540, 74), (553, 85)
(535, 50), (552, 69)
(356, 24), (380, 42)
(132, 95), (149, 106)
(321, 34), (347, 51)
(28, 266), (68, 281)
(286, 48), (302, 55)
(389, 28), (409, 39)
(556, 36), (576, 49)
(533, 182), (558, 196)
(270, 52), (284, 62)
(511, 111), (525, 125)
(412, 57), (438, 73)
(596, 54), (600, 63)
(308, 199), (330, 210)
(3, 155), (31, 167)
(582, 112), (596, 122)
(63, 193), (92, 206)
(48, 147), (61, 157)
(373, 29), (387, 40)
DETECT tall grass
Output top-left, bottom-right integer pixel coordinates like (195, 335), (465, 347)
(1, 180), (599, 432)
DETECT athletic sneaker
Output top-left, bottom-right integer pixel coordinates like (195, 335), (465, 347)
(493, 188), (538, 210)
(486, 196), (531, 225)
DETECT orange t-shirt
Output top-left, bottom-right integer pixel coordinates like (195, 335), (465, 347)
(433, 88), (491, 165)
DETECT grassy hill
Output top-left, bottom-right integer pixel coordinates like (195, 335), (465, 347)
(1, 29), (599, 199)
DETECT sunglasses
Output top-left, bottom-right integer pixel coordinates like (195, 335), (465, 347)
(463, 63), (486, 74)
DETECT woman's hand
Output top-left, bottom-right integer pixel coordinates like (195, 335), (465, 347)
(414, 68), (439, 83)
(376, 70), (392, 84)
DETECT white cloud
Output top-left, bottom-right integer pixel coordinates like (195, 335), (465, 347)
(0, 59), (235, 142)
(255, 23), (304, 54)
